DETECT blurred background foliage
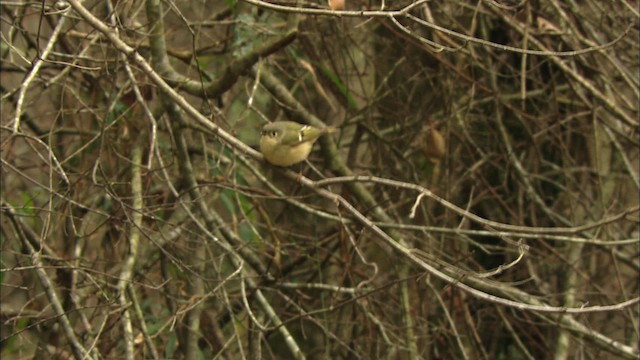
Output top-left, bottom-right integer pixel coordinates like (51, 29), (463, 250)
(1, 0), (638, 359)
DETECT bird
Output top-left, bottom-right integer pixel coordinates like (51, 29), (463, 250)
(259, 121), (336, 166)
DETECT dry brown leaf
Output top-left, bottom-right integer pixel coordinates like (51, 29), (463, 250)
(328, 0), (345, 11)
(422, 128), (446, 161)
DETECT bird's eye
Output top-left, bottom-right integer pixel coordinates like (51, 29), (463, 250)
(261, 129), (279, 137)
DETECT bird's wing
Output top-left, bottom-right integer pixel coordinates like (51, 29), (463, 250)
(280, 126), (311, 146)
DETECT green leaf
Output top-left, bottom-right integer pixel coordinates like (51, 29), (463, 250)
(223, 0), (237, 12)
(165, 331), (177, 358)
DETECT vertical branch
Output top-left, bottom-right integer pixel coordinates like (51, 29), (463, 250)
(128, 286), (160, 359)
(553, 242), (585, 360)
(400, 265), (419, 359)
(117, 139), (144, 360)
(172, 126), (206, 360)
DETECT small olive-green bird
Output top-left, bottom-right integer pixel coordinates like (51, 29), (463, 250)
(260, 121), (336, 166)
